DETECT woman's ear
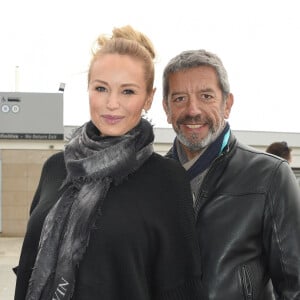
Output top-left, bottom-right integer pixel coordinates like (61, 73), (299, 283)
(162, 98), (172, 124)
(144, 88), (156, 111)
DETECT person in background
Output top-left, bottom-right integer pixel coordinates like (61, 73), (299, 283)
(266, 141), (292, 163)
(14, 26), (203, 300)
(266, 142), (300, 188)
(162, 49), (300, 299)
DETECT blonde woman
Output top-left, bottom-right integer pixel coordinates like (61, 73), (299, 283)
(14, 26), (203, 300)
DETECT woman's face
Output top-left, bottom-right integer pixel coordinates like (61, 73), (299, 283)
(88, 53), (154, 136)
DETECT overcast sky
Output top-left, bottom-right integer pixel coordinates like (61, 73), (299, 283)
(1, 0), (300, 132)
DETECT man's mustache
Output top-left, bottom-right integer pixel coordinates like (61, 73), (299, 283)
(177, 115), (203, 124)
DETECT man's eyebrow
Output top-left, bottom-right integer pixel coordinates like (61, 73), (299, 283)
(170, 91), (186, 97)
(198, 87), (215, 93)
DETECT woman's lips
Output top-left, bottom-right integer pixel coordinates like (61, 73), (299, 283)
(102, 115), (124, 125)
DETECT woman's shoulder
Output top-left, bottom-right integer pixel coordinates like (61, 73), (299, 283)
(149, 152), (184, 169)
(43, 151), (65, 165)
(40, 151), (66, 177)
(145, 152), (189, 183)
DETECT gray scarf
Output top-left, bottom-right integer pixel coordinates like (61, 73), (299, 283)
(26, 119), (154, 300)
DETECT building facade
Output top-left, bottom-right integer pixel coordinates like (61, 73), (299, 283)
(1, 127), (300, 236)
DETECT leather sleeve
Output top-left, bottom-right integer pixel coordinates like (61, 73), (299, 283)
(264, 160), (300, 298)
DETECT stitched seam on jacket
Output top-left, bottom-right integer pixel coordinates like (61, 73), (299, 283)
(267, 161), (289, 290)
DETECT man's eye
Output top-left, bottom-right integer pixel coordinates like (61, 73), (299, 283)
(123, 89), (134, 95)
(96, 86), (107, 92)
(173, 96), (185, 103)
(201, 94), (213, 101)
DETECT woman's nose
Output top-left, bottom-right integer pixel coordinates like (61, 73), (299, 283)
(106, 93), (120, 110)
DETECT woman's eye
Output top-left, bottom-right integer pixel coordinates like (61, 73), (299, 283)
(96, 86), (107, 92)
(123, 89), (134, 95)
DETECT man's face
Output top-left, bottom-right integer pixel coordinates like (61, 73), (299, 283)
(163, 66), (233, 159)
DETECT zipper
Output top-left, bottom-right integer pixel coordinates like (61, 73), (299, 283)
(194, 150), (228, 219)
(241, 265), (253, 300)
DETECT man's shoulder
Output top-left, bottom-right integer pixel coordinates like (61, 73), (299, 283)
(232, 139), (290, 175)
(235, 139), (285, 162)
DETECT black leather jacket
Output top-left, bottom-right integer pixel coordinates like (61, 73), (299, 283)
(168, 133), (300, 299)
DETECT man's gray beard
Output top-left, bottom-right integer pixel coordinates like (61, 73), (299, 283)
(176, 124), (225, 153)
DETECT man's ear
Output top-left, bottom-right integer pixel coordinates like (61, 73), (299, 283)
(224, 93), (234, 119)
(162, 98), (172, 124)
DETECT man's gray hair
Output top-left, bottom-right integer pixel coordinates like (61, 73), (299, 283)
(162, 49), (230, 101)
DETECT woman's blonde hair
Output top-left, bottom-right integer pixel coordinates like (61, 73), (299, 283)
(88, 25), (156, 94)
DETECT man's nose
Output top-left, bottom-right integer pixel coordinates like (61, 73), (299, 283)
(186, 97), (200, 115)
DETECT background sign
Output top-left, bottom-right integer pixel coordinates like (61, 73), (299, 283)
(0, 92), (64, 140)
